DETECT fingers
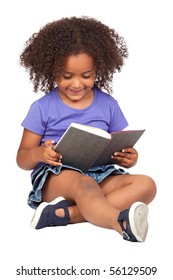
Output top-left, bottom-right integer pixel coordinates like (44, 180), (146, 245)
(44, 140), (55, 149)
(111, 147), (138, 168)
(42, 140), (62, 166)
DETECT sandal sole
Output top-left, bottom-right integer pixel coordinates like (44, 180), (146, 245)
(128, 202), (149, 242)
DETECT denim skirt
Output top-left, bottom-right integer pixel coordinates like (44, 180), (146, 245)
(28, 164), (127, 209)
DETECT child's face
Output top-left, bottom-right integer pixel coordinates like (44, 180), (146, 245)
(56, 53), (96, 103)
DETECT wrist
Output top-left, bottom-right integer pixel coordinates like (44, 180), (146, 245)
(31, 146), (43, 165)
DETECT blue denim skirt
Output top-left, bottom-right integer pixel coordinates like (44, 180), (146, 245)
(28, 164), (127, 209)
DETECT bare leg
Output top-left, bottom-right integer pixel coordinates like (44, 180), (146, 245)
(67, 174), (156, 224)
(42, 170), (122, 233)
(43, 171), (156, 226)
(100, 174), (157, 210)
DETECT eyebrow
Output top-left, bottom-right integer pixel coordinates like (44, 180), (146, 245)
(63, 69), (95, 75)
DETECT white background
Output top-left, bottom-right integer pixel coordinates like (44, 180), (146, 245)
(1, 0), (172, 279)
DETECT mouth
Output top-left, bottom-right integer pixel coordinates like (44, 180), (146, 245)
(69, 88), (84, 95)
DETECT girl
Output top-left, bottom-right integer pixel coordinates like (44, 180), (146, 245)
(17, 16), (156, 242)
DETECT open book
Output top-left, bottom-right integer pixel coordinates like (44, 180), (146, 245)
(54, 123), (145, 172)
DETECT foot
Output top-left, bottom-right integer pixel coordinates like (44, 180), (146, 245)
(117, 202), (149, 242)
(30, 197), (74, 229)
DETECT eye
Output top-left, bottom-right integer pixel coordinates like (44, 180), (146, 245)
(82, 75), (92, 79)
(63, 75), (72, 80)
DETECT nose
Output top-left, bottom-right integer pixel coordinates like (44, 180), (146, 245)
(71, 77), (82, 88)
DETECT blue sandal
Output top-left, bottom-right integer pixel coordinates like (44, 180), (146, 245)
(117, 202), (149, 242)
(30, 197), (74, 229)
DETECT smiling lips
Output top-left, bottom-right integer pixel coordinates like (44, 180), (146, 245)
(69, 88), (84, 94)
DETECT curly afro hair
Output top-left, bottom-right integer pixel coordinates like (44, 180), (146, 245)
(20, 16), (128, 94)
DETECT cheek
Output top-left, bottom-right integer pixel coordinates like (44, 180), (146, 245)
(56, 80), (68, 89)
(85, 78), (95, 87)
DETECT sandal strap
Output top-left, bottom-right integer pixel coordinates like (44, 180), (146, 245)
(51, 200), (74, 226)
(35, 199), (74, 229)
(117, 209), (137, 242)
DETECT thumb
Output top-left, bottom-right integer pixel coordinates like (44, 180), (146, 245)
(44, 140), (55, 149)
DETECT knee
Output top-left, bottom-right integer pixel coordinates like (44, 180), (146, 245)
(140, 175), (157, 202)
(79, 176), (98, 190)
(76, 176), (99, 195)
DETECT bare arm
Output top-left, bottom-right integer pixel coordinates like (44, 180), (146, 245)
(16, 129), (62, 170)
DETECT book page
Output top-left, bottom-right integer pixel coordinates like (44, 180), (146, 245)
(70, 123), (111, 139)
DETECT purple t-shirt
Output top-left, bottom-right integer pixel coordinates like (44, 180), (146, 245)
(22, 87), (128, 171)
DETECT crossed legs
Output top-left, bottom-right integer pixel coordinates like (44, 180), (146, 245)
(41, 170), (157, 235)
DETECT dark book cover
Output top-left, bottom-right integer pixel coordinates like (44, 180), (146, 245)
(93, 130), (145, 166)
(54, 125), (110, 171)
(54, 123), (145, 172)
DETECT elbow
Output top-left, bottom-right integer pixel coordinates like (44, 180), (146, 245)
(16, 151), (33, 171)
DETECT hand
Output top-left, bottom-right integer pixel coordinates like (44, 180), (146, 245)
(38, 140), (62, 166)
(111, 147), (138, 168)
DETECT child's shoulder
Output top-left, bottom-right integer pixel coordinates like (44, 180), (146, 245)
(94, 87), (118, 104)
(32, 88), (57, 106)
(37, 88), (57, 101)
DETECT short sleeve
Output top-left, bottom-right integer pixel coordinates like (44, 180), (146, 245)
(108, 98), (128, 133)
(21, 101), (46, 135)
